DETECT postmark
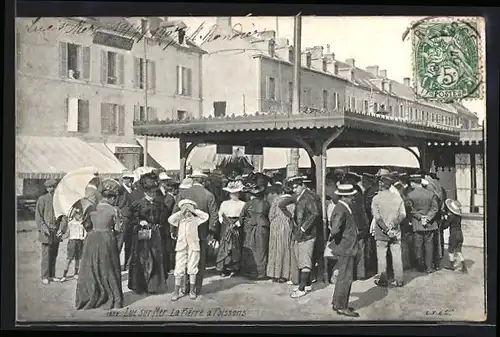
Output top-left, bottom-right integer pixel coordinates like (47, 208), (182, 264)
(410, 17), (483, 102)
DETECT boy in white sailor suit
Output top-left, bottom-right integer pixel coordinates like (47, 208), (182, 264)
(168, 199), (209, 301)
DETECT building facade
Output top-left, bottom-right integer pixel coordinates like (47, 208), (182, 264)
(16, 16), (205, 197)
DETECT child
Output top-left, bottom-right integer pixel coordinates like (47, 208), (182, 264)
(168, 199), (209, 301)
(442, 198), (467, 273)
(60, 207), (87, 282)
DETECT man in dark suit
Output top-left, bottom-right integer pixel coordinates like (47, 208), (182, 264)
(328, 184), (360, 318)
(284, 176), (321, 299)
(407, 175), (439, 273)
(36, 179), (62, 284)
(158, 172), (178, 274)
(173, 170), (218, 295)
(115, 171), (133, 270)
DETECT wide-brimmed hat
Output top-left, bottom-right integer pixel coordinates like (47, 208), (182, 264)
(445, 199), (462, 216)
(409, 174), (423, 182)
(179, 177), (193, 189)
(389, 171), (400, 179)
(121, 170), (135, 179)
(158, 172), (173, 181)
(334, 184), (358, 196)
(189, 170), (208, 179)
(379, 175), (394, 185)
(287, 175), (307, 186)
(223, 181), (244, 193)
(101, 178), (121, 196)
(44, 179), (57, 187)
(376, 168), (391, 177)
(362, 172), (376, 181)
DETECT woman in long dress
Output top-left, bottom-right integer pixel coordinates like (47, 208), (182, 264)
(127, 176), (169, 295)
(216, 181), (246, 276)
(75, 179), (123, 310)
(239, 185), (271, 280)
(266, 185), (295, 283)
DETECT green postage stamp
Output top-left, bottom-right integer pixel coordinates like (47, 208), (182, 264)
(411, 18), (483, 102)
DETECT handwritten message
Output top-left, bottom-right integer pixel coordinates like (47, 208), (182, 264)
(24, 17), (268, 51)
(106, 306), (247, 318)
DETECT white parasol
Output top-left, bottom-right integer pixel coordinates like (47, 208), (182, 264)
(53, 167), (100, 218)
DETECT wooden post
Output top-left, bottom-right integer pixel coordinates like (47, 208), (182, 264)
(179, 139), (187, 179)
(288, 14), (302, 178)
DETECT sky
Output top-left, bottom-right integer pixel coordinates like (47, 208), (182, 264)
(176, 16), (486, 122)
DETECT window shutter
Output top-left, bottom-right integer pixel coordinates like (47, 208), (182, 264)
(134, 104), (140, 121)
(148, 60), (157, 92)
(117, 54), (125, 86)
(176, 66), (182, 95)
(82, 46), (91, 80)
(59, 42), (68, 78)
(64, 97), (69, 128)
(118, 105), (125, 135)
(67, 97), (79, 132)
(100, 51), (108, 84)
(101, 103), (110, 134)
(78, 99), (90, 132)
(147, 107), (157, 121)
(265, 77), (270, 100)
(133, 57), (140, 88)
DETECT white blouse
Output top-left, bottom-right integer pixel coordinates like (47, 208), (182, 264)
(218, 199), (246, 226)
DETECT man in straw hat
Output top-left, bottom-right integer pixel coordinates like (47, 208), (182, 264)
(36, 179), (63, 284)
(442, 199), (467, 273)
(371, 175), (407, 287)
(173, 170), (218, 296)
(168, 199), (209, 300)
(280, 176), (320, 299)
(327, 184), (360, 317)
(407, 173), (440, 273)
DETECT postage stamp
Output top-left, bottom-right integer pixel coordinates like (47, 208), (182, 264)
(411, 18), (483, 102)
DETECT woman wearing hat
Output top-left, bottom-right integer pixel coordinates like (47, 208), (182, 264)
(75, 179), (124, 310)
(127, 176), (169, 295)
(267, 184), (295, 283)
(442, 199), (467, 273)
(215, 181), (246, 276)
(239, 183), (271, 280)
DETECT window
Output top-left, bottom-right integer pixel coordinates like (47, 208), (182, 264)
(350, 97), (356, 111)
(213, 101), (227, 117)
(288, 82), (293, 104)
(332, 92), (339, 110)
(322, 59), (327, 72)
(373, 102), (378, 113)
(66, 98), (89, 133)
(134, 57), (156, 90)
(381, 82), (386, 91)
(266, 77), (276, 100)
(177, 110), (189, 120)
(101, 51), (124, 85)
(322, 90), (328, 109)
(101, 103), (125, 135)
(431, 112), (435, 123)
(302, 87), (312, 106)
(134, 105), (157, 121)
(364, 100), (369, 113)
(59, 42), (91, 80)
(288, 49), (293, 62)
(306, 54), (311, 67)
(176, 66), (192, 96)
(388, 105), (393, 115)
(334, 64), (339, 75)
(399, 104), (404, 117)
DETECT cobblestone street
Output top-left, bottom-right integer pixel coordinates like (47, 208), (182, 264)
(16, 227), (486, 322)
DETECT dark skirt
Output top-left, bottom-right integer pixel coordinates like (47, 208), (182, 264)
(216, 217), (242, 272)
(75, 230), (123, 310)
(241, 225), (270, 279)
(128, 228), (168, 295)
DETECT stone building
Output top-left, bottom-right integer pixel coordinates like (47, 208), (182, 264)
(16, 16), (205, 198)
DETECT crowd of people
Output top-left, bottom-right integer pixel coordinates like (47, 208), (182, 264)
(34, 165), (467, 317)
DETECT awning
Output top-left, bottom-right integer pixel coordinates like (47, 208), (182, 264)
(263, 147), (420, 169)
(16, 136), (127, 179)
(136, 137), (217, 171)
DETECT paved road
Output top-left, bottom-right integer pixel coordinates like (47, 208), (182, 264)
(16, 229), (486, 322)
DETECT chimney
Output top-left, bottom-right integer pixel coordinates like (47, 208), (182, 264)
(275, 39), (291, 61)
(345, 58), (355, 68)
(403, 77), (411, 87)
(216, 17), (232, 30)
(379, 69), (387, 78)
(149, 17), (166, 33)
(260, 30), (276, 40)
(338, 68), (354, 81)
(366, 65), (379, 77)
(326, 44), (331, 54)
(325, 58), (338, 75)
(308, 46), (324, 69)
(302, 51), (312, 68)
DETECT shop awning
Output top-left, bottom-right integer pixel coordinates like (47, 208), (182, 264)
(263, 147), (420, 169)
(136, 137), (217, 171)
(16, 136), (127, 179)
